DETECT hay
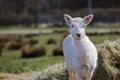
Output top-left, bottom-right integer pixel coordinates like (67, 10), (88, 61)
(47, 38), (56, 44)
(21, 45), (46, 58)
(93, 39), (120, 80)
(53, 43), (63, 56)
(18, 63), (69, 80)
(18, 39), (120, 80)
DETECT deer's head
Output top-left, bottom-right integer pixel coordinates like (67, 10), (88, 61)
(64, 14), (93, 40)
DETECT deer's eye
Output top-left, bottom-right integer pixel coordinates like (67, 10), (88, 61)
(71, 25), (74, 28)
(83, 25), (85, 28)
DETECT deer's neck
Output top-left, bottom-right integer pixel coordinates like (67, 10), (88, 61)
(74, 35), (89, 54)
(74, 35), (88, 44)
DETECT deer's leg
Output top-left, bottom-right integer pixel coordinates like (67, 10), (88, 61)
(86, 66), (95, 80)
(68, 69), (75, 80)
(86, 72), (93, 80)
(71, 71), (75, 80)
(86, 74), (92, 80)
(76, 73), (83, 80)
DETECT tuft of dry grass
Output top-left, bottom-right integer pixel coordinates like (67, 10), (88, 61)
(16, 63), (68, 80)
(53, 42), (63, 56)
(21, 45), (46, 58)
(93, 39), (120, 80)
(27, 37), (38, 46)
(0, 43), (4, 56)
(46, 38), (56, 45)
(8, 41), (25, 50)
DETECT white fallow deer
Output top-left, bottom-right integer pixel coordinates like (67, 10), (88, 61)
(63, 14), (98, 80)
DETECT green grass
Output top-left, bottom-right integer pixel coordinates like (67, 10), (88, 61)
(0, 25), (68, 30)
(86, 26), (120, 30)
(1, 49), (64, 73)
(0, 25), (119, 30)
(89, 34), (120, 44)
(0, 26), (120, 74)
(0, 33), (65, 73)
(0, 55), (64, 74)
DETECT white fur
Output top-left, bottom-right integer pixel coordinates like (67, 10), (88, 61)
(63, 14), (98, 80)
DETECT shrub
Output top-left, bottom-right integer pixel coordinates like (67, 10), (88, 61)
(13, 35), (22, 42)
(46, 38), (56, 44)
(24, 34), (37, 38)
(27, 37), (38, 46)
(8, 41), (25, 50)
(53, 30), (66, 33)
(0, 47), (2, 56)
(53, 43), (63, 56)
(0, 43), (5, 56)
(0, 35), (11, 42)
(21, 45), (46, 58)
(6, 34), (25, 50)
(0, 43), (5, 49)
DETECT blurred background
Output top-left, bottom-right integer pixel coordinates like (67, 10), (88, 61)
(0, 0), (120, 79)
(0, 0), (120, 27)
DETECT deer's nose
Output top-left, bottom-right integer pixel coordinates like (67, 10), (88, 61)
(76, 33), (81, 37)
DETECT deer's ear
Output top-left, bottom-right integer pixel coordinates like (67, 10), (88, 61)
(64, 14), (72, 25)
(83, 14), (93, 25)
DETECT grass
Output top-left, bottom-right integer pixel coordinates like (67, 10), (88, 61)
(0, 35), (65, 73)
(15, 38), (120, 80)
(89, 34), (120, 44)
(0, 25), (120, 30)
(0, 52), (64, 73)
(0, 32), (66, 73)
(0, 26), (119, 74)
(3, 37), (118, 80)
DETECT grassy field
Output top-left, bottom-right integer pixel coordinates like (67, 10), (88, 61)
(1, 38), (119, 80)
(0, 33), (65, 73)
(0, 25), (120, 30)
(0, 26), (119, 74)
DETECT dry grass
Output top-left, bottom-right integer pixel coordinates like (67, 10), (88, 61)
(14, 63), (68, 80)
(93, 39), (120, 80)
(1, 38), (120, 80)
(21, 45), (46, 58)
(0, 63), (68, 80)
(53, 42), (63, 56)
